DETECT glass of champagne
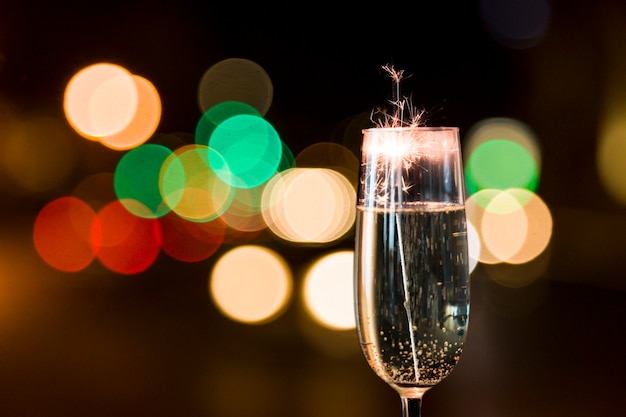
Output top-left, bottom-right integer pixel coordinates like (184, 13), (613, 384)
(354, 126), (470, 417)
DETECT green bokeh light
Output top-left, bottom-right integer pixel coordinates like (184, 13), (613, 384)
(114, 143), (173, 218)
(195, 101), (261, 146)
(465, 139), (539, 194)
(209, 114), (282, 189)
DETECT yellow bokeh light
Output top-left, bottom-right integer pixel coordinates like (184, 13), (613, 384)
(294, 142), (360, 188)
(1, 116), (77, 195)
(597, 108), (626, 206)
(218, 184), (268, 233)
(160, 144), (234, 222)
(64, 63), (138, 140)
(466, 190), (505, 264)
(597, 20), (626, 207)
(466, 188), (552, 268)
(482, 190), (529, 262)
(99, 75), (161, 150)
(262, 168), (356, 244)
(209, 245), (292, 324)
(503, 188), (552, 265)
(301, 250), (356, 330)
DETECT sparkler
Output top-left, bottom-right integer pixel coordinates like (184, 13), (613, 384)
(363, 65), (431, 205)
(371, 65), (426, 129)
(365, 65), (431, 382)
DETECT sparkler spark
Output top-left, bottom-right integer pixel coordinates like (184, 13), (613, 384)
(371, 64), (427, 129)
(361, 129), (429, 205)
(362, 65), (434, 205)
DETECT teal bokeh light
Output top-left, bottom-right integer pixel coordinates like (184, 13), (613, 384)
(208, 114), (283, 189)
(195, 101), (261, 146)
(465, 139), (539, 194)
(114, 143), (173, 218)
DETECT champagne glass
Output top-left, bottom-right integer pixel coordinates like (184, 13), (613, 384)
(354, 126), (470, 417)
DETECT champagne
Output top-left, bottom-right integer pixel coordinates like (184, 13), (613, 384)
(355, 204), (469, 390)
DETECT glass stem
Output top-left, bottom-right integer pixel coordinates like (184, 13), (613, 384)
(401, 396), (423, 417)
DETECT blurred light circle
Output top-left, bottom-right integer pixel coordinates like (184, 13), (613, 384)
(465, 117), (542, 170)
(262, 168), (356, 243)
(64, 63), (138, 139)
(465, 138), (539, 194)
(209, 245), (292, 324)
(302, 250), (356, 330)
(466, 220), (480, 273)
(278, 141), (296, 171)
(501, 188), (552, 264)
(198, 58), (273, 116)
(33, 196), (99, 272)
(208, 114), (283, 189)
(72, 172), (117, 212)
(481, 189), (529, 262)
(114, 143), (173, 218)
(479, 0), (550, 49)
(195, 101), (261, 146)
(160, 144), (234, 222)
(218, 184), (268, 233)
(99, 74), (161, 150)
(597, 119), (626, 206)
(95, 200), (162, 274)
(466, 188), (552, 266)
(1, 116), (78, 195)
(295, 142), (360, 189)
(465, 189), (508, 264)
(159, 212), (225, 262)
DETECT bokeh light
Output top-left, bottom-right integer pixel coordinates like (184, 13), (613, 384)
(467, 220), (480, 274)
(33, 196), (99, 272)
(197, 58), (273, 116)
(95, 200), (162, 275)
(1, 116), (78, 195)
(63, 63), (161, 150)
(479, 0), (551, 49)
(465, 188), (552, 269)
(114, 143), (173, 218)
(218, 184), (268, 233)
(195, 101), (261, 147)
(99, 74), (161, 150)
(464, 117), (542, 171)
(64, 63), (138, 139)
(72, 172), (117, 211)
(465, 138), (539, 194)
(481, 189), (529, 262)
(466, 189), (504, 265)
(160, 144), (234, 222)
(208, 114), (283, 189)
(301, 250), (356, 330)
(209, 245), (292, 324)
(463, 114), (544, 251)
(597, 118), (626, 206)
(596, 17), (626, 208)
(294, 142), (360, 188)
(262, 168), (356, 244)
(501, 188), (552, 265)
(159, 213), (226, 263)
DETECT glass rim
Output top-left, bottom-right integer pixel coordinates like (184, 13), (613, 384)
(362, 126), (459, 133)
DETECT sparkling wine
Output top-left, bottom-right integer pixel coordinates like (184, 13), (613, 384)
(355, 204), (469, 391)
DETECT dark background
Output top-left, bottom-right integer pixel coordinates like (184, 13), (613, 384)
(0, 1), (625, 416)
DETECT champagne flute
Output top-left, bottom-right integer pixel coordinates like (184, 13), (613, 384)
(354, 126), (470, 417)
